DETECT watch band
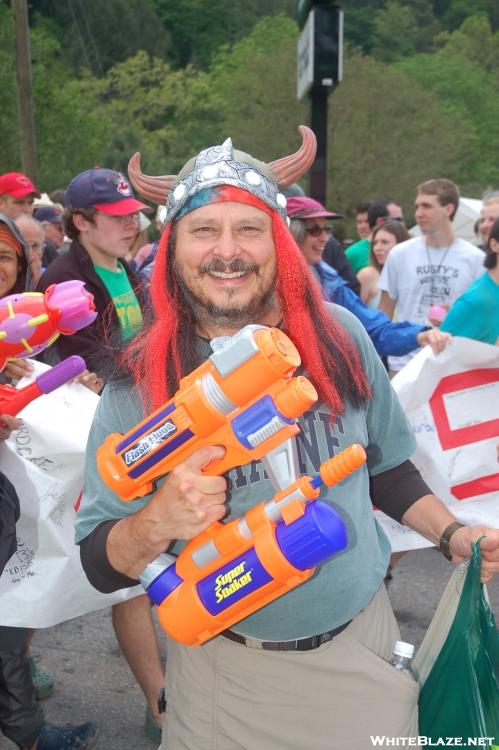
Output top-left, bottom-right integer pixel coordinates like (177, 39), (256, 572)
(439, 522), (465, 561)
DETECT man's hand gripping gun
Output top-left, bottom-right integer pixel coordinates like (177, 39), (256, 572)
(142, 443), (366, 646)
(97, 325), (318, 500)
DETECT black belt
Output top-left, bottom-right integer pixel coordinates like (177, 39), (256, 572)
(221, 620), (352, 652)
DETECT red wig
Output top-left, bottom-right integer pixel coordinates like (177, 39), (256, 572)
(123, 190), (370, 415)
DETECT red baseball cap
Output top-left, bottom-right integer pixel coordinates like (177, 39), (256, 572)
(286, 196), (343, 220)
(65, 168), (150, 215)
(0, 172), (40, 199)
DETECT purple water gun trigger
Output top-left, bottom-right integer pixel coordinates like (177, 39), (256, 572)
(36, 356), (87, 394)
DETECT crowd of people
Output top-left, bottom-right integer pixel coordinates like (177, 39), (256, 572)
(0, 123), (498, 750)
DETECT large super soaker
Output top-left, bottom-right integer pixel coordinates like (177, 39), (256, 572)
(0, 281), (97, 371)
(97, 325), (366, 646)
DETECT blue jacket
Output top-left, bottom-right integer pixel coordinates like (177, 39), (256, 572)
(314, 261), (426, 357)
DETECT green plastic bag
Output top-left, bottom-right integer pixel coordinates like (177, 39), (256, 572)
(419, 541), (499, 744)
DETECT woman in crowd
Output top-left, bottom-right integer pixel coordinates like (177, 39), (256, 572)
(358, 220), (410, 307)
(0, 213), (98, 750)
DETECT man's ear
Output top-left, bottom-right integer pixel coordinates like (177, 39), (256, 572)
(444, 203), (455, 219)
(73, 213), (91, 232)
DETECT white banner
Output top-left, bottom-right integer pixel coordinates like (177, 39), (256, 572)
(0, 361), (141, 628)
(377, 338), (499, 552)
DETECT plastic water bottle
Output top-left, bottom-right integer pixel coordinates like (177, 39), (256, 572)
(389, 640), (419, 682)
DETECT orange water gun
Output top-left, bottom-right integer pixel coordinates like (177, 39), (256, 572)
(97, 325), (318, 501)
(142, 444), (366, 646)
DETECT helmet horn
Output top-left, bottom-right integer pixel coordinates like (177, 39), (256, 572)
(267, 125), (317, 188)
(128, 152), (177, 205)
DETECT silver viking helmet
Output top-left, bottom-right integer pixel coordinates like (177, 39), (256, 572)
(128, 125), (317, 224)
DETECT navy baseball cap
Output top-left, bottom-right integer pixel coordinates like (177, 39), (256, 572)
(64, 167), (150, 215)
(34, 206), (62, 224)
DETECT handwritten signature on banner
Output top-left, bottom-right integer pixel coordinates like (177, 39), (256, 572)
(0, 360), (141, 628)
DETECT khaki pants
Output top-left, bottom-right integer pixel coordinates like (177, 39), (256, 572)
(161, 586), (419, 750)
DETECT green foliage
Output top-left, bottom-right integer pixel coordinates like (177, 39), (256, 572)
(31, 0), (171, 75)
(329, 50), (470, 228)
(206, 15), (307, 161)
(434, 0), (498, 31)
(0, 3), (106, 187)
(397, 41), (499, 193)
(3, 0), (498, 208)
(152, 0), (296, 69)
(0, 4), (21, 171)
(80, 50), (223, 175)
(435, 14), (499, 86)
(372, 0), (442, 61)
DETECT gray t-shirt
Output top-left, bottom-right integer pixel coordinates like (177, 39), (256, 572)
(76, 305), (415, 641)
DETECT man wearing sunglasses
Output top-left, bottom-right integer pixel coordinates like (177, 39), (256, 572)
(287, 196), (450, 361)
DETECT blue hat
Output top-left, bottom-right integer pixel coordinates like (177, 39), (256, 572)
(65, 168), (149, 215)
(34, 206), (62, 224)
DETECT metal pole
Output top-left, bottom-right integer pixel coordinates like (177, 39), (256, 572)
(12, 0), (38, 182)
(309, 86), (330, 205)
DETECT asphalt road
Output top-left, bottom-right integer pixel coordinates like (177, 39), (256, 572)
(1, 547), (498, 750)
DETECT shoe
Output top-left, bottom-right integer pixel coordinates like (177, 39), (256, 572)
(36, 721), (98, 750)
(144, 708), (162, 744)
(27, 656), (54, 701)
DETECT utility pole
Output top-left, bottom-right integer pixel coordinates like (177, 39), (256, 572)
(297, 1), (343, 205)
(12, 0), (38, 182)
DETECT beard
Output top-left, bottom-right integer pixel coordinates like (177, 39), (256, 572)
(174, 256), (277, 332)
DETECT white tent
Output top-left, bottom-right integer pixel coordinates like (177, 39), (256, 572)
(409, 197), (482, 246)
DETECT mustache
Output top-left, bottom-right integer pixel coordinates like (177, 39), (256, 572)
(198, 258), (259, 275)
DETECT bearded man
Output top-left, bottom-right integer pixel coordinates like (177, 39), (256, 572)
(76, 128), (499, 750)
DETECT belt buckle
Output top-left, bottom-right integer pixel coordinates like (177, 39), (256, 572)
(244, 636), (262, 650)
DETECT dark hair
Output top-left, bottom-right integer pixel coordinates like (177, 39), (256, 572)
(484, 217), (499, 269)
(367, 198), (396, 230)
(356, 201), (371, 216)
(62, 207), (97, 241)
(416, 179), (460, 221)
(49, 189), (66, 205)
(370, 221), (410, 272)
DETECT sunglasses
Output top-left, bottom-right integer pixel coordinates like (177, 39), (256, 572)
(305, 224), (333, 237)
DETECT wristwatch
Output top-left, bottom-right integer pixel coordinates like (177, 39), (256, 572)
(439, 522), (465, 561)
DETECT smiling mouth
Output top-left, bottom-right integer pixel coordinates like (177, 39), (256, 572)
(209, 270), (248, 279)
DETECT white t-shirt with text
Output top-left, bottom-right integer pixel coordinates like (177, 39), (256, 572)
(379, 235), (484, 371)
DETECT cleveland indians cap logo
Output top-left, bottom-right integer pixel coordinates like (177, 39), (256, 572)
(116, 174), (132, 197)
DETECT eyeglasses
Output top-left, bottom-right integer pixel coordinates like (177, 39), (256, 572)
(305, 224), (333, 237)
(97, 212), (141, 225)
(387, 216), (404, 223)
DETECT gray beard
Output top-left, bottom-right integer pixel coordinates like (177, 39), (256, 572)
(174, 262), (277, 333)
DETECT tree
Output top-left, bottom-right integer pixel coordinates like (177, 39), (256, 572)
(79, 51), (224, 177)
(329, 50), (471, 229)
(398, 46), (499, 193)
(0, 3), (106, 187)
(371, 0), (442, 62)
(435, 14), (499, 87)
(205, 15), (307, 162)
(153, 0), (296, 69)
(31, 0), (171, 75)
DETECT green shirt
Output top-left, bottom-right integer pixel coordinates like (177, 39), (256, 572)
(94, 262), (143, 340)
(345, 238), (370, 274)
(77, 305), (415, 640)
